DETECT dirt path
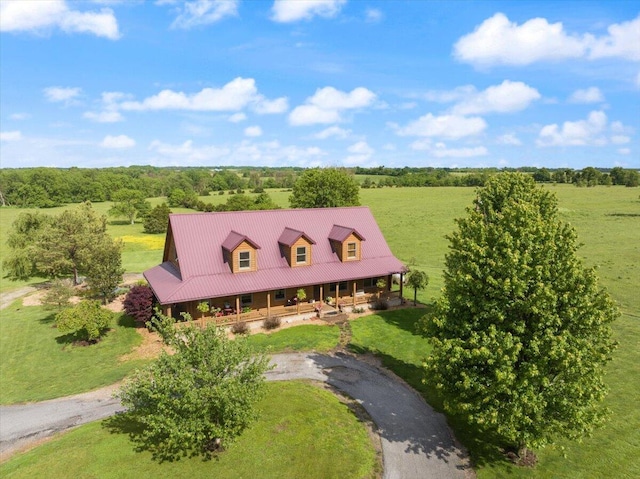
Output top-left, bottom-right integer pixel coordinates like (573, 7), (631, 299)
(0, 286), (38, 310)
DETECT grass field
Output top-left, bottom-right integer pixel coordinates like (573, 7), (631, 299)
(247, 324), (340, 353)
(0, 381), (379, 479)
(1, 184), (638, 477)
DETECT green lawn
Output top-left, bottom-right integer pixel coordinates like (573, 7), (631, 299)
(0, 303), (147, 404)
(247, 324), (340, 353)
(0, 381), (379, 479)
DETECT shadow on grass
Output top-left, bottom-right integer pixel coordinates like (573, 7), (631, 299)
(38, 312), (57, 325)
(373, 307), (433, 336)
(350, 341), (511, 471)
(117, 313), (137, 328)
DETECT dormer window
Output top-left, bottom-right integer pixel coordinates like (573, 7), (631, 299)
(296, 246), (307, 264)
(239, 251), (251, 269)
(347, 242), (357, 259)
(329, 225), (365, 262)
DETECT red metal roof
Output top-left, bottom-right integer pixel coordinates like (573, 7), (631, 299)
(144, 206), (405, 305)
(278, 227), (316, 246)
(222, 230), (261, 251)
(328, 224), (365, 242)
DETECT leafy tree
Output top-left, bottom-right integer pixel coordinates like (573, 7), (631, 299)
(296, 288), (307, 314)
(289, 168), (360, 208)
(421, 173), (619, 458)
(4, 202), (109, 285)
(55, 300), (112, 343)
(123, 285), (155, 326)
(143, 203), (172, 234)
(117, 313), (271, 461)
(84, 236), (125, 304)
(109, 188), (151, 225)
(197, 301), (210, 327)
(42, 279), (75, 310)
(405, 269), (429, 306)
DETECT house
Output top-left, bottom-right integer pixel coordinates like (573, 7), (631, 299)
(143, 206), (405, 322)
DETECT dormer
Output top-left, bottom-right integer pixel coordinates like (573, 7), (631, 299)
(328, 225), (365, 262)
(278, 227), (315, 267)
(222, 231), (261, 273)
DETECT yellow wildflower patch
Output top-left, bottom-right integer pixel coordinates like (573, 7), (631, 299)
(118, 235), (165, 251)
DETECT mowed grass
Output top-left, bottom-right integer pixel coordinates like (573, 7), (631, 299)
(247, 324), (340, 353)
(0, 381), (379, 479)
(0, 303), (147, 404)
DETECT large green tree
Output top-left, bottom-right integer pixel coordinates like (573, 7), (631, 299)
(143, 203), (171, 234)
(4, 202), (113, 285)
(84, 236), (125, 304)
(109, 188), (151, 225)
(421, 173), (618, 458)
(289, 168), (360, 208)
(117, 313), (271, 461)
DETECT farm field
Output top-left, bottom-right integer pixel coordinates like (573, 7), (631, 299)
(1, 184), (638, 477)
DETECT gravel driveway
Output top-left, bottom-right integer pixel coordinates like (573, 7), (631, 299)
(1, 352), (473, 478)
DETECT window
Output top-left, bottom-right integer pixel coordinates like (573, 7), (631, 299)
(275, 289), (285, 301)
(364, 277), (378, 288)
(329, 282), (348, 293)
(239, 251), (251, 269)
(296, 246), (307, 264)
(347, 242), (357, 258)
(241, 294), (252, 307)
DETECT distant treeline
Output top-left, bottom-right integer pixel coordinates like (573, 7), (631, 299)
(0, 165), (637, 208)
(355, 166), (639, 189)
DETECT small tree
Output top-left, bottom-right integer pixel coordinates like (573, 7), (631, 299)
(289, 168), (360, 208)
(109, 189), (151, 225)
(117, 312), (271, 461)
(376, 278), (386, 299)
(55, 300), (112, 343)
(197, 301), (210, 327)
(296, 288), (307, 314)
(123, 285), (155, 327)
(42, 279), (75, 310)
(143, 203), (171, 234)
(421, 173), (619, 460)
(84, 236), (125, 304)
(405, 269), (429, 306)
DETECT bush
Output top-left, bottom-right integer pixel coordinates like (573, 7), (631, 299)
(42, 278), (75, 310)
(263, 316), (281, 330)
(55, 300), (112, 343)
(352, 306), (365, 314)
(123, 285), (155, 326)
(372, 299), (389, 311)
(231, 321), (249, 335)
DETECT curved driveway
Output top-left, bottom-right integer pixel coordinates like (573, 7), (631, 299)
(1, 352), (473, 479)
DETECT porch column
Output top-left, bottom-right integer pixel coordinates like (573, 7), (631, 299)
(236, 296), (240, 322)
(352, 281), (356, 307)
(267, 292), (271, 318)
(399, 272), (404, 303)
(335, 283), (339, 307)
(320, 286), (324, 308)
(165, 305), (172, 318)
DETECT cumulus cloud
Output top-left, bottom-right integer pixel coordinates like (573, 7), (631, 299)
(365, 8), (383, 24)
(496, 133), (522, 146)
(169, 0), (238, 29)
(454, 13), (640, 67)
(344, 141), (375, 166)
(228, 112), (247, 123)
(397, 113), (487, 139)
(244, 126), (263, 137)
(271, 0), (346, 23)
(611, 135), (630, 144)
(253, 96), (289, 114)
(617, 148), (631, 155)
(0, 0), (120, 39)
(568, 87), (604, 104)
(0, 131), (23, 142)
(537, 110), (608, 147)
(289, 86), (377, 126)
(44, 86), (82, 103)
(84, 110), (123, 123)
(451, 80), (541, 115)
(84, 91), (128, 122)
(10, 113), (30, 120)
(314, 126), (351, 139)
(100, 134), (135, 148)
(410, 139), (488, 158)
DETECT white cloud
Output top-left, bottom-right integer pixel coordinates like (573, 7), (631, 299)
(314, 126), (351, 139)
(253, 96), (289, 114)
(244, 126), (263, 137)
(397, 113), (487, 139)
(611, 135), (630, 144)
(84, 110), (123, 123)
(228, 112), (247, 123)
(451, 80), (540, 115)
(344, 141), (375, 166)
(289, 86), (377, 126)
(365, 8), (383, 24)
(568, 87), (604, 104)
(382, 143), (396, 151)
(0, 0), (120, 39)
(409, 139), (488, 158)
(537, 110), (608, 147)
(10, 113), (30, 120)
(588, 16), (640, 61)
(271, 0), (346, 23)
(120, 77), (278, 112)
(0, 131), (23, 142)
(149, 139), (230, 163)
(496, 133), (522, 146)
(44, 86), (82, 103)
(421, 85), (476, 103)
(636, 71), (640, 88)
(454, 13), (640, 66)
(100, 134), (135, 148)
(170, 0), (238, 29)
(617, 148), (631, 155)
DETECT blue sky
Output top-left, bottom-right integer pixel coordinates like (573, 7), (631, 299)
(1, 0), (639, 169)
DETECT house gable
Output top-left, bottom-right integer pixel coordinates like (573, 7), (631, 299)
(222, 232), (260, 273)
(278, 227), (315, 267)
(329, 225), (365, 262)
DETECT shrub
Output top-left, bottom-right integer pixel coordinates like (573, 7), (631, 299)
(352, 306), (365, 314)
(42, 278), (75, 310)
(55, 300), (112, 343)
(263, 316), (281, 330)
(231, 321), (249, 335)
(372, 299), (389, 311)
(123, 285), (155, 326)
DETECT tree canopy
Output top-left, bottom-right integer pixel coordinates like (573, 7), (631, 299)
(421, 173), (619, 455)
(405, 269), (429, 306)
(109, 188), (151, 225)
(289, 168), (360, 208)
(116, 313), (271, 461)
